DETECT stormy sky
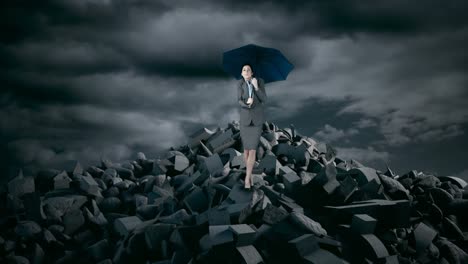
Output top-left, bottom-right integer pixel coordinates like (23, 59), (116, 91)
(2, 0), (468, 184)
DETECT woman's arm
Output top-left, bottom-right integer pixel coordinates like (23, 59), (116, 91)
(255, 78), (267, 104)
(238, 83), (250, 108)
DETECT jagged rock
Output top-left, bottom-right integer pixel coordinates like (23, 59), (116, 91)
(3, 121), (468, 264)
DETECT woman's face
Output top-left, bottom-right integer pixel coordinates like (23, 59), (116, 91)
(241, 65), (253, 80)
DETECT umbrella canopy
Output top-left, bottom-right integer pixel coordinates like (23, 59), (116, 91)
(222, 44), (294, 84)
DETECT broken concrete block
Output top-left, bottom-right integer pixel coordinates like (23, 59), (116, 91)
(230, 224), (256, 246)
(281, 171), (301, 194)
(15, 221), (42, 239)
(209, 225), (234, 247)
(159, 209), (191, 225)
(114, 216), (142, 237)
(79, 175), (100, 195)
(62, 160), (83, 175)
(236, 245), (264, 264)
(200, 154), (224, 177)
(145, 223), (175, 252)
(22, 192), (45, 223)
(262, 203), (289, 225)
(351, 214), (377, 234)
(183, 186), (209, 214)
(208, 208), (231, 226)
(429, 187), (454, 209)
(360, 234), (390, 261)
(303, 248), (346, 264)
(63, 209), (85, 235)
(221, 148), (241, 162)
(8, 174), (35, 198)
(207, 129), (235, 154)
(53, 171), (72, 190)
(307, 159), (324, 174)
(292, 143), (311, 167)
(290, 211), (327, 236)
(189, 127), (215, 149)
(348, 167), (381, 187)
(413, 222), (437, 253)
(311, 163), (337, 186)
(226, 183), (253, 204)
(257, 154), (280, 176)
(100, 197), (122, 213)
(333, 175), (358, 203)
(87, 239), (111, 262)
(288, 234), (320, 257)
(438, 176), (467, 189)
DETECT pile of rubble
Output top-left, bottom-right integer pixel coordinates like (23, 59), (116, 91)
(1, 121), (468, 264)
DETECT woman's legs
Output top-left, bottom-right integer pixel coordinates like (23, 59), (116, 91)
(245, 149), (256, 187)
(243, 149), (249, 187)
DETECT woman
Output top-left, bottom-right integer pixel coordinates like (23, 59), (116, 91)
(237, 64), (267, 189)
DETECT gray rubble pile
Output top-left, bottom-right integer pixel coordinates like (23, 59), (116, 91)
(1, 120), (468, 264)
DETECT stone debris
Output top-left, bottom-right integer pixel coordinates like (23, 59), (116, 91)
(1, 120), (467, 263)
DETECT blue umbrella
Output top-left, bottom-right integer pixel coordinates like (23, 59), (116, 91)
(222, 44), (294, 84)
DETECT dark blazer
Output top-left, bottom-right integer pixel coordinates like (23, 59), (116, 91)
(237, 77), (267, 126)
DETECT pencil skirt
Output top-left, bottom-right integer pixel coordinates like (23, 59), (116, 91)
(240, 121), (262, 150)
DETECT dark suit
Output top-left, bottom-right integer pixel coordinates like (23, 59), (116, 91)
(237, 77), (267, 126)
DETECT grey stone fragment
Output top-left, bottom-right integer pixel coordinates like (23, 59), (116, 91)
(236, 245), (264, 264)
(378, 173), (409, 196)
(207, 129), (234, 154)
(15, 221), (42, 239)
(438, 176), (467, 189)
(79, 175), (100, 195)
(351, 214), (377, 234)
(307, 159), (324, 174)
(413, 222), (437, 253)
(159, 209), (191, 225)
(229, 224), (256, 246)
(207, 208), (231, 226)
(288, 234), (320, 257)
(434, 237), (468, 264)
(209, 225), (234, 247)
(73, 229), (97, 246)
(114, 166), (134, 180)
(281, 171), (301, 194)
(230, 155), (246, 169)
(257, 154), (280, 176)
(23, 192), (45, 222)
(290, 211), (327, 237)
(334, 175), (358, 203)
(188, 127), (215, 148)
(100, 197), (122, 213)
(349, 167), (381, 187)
(63, 209), (85, 235)
(262, 203), (289, 225)
(53, 171), (72, 189)
(5, 255), (30, 264)
(414, 174), (440, 189)
(8, 175), (35, 198)
(62, 160), (83, 175)
(183, 186), (209, 214)
(145, 223), (175, 252)
(201, 154), (224, 177)
(86, 166), (104, 178)
(226, 183), (253, 204)
(88, 239), (111, 262)
(114, 216), (142, 237)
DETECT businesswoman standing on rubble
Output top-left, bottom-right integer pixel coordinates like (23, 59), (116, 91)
(237, 64), (267, 190)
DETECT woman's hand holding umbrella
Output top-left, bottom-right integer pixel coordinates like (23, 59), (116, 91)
(251, 77), (258, 90)
(246, 97), (254, 107)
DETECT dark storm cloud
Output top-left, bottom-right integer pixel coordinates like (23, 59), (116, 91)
(209, 0), (468, 35)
